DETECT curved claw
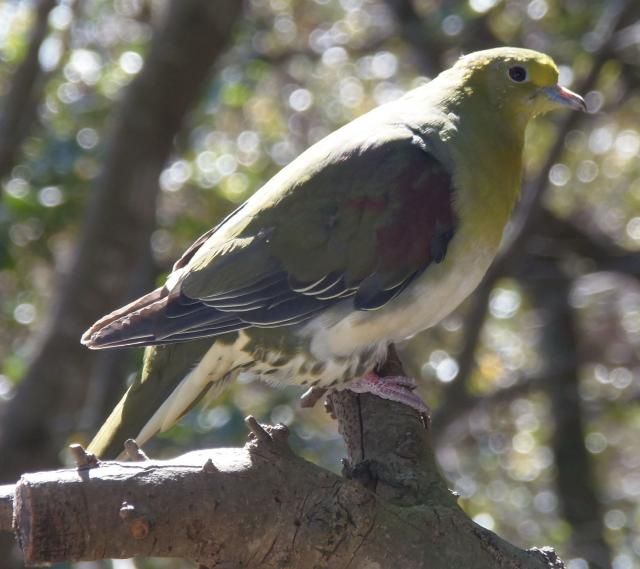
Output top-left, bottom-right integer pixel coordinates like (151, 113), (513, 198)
(343, 372), (430, 415)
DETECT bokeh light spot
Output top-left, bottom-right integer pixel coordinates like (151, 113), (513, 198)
(472, 512), (495, 530)
(14, 303), (36, 325)
(38, 186), (63, 207)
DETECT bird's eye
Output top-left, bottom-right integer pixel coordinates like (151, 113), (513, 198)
(508, 66), (528, 83)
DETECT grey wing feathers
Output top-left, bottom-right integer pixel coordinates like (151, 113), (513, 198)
(83, 268), (347, 349)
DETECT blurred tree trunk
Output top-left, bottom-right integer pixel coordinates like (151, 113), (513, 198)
(0, 0), (242, 565)
(0, 0), (57, 182)
(524, 259), (612, 569)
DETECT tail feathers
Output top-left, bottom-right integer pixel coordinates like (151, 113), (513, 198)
(135, 372), (225, 448)
(87, 338), (245, 459)
(155, 337), (250, 433)
(87, 390), (136, 459)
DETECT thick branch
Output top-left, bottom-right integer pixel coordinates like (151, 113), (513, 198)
(0, 348), (565, 567)
(13, 441), (377, 566)
(3, 425), (563, 569)
(323, 347), (564, 569)
(330, 346), (452, 506)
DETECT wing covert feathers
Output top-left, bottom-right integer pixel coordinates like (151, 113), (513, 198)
(83, 124), (457, 351)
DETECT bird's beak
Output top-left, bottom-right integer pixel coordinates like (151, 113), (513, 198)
(543, 85), (587, 112)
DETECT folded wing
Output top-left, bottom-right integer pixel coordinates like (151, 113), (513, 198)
(82, 126), (457, 349)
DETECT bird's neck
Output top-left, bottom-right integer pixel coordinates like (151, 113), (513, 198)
(398, 72), (527, 246)
(443, 86), (526, 246)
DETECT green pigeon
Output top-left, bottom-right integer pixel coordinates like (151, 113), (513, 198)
(82, 47), (585, 458)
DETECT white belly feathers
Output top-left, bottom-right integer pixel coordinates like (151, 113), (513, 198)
(302, 239), (496, 361)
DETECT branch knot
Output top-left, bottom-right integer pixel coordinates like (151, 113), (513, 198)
(244, 416), (292, 457)
(119, 501), (151, 540)
(68, 444), (99, 470)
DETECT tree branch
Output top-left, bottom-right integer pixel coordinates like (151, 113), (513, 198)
(2, 434), (565, 569)
(0, 348), (566, 568)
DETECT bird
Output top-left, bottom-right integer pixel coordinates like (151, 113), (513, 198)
(82, 47), (586, 458)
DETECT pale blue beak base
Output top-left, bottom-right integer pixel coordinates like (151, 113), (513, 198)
(544, 85), (587, 112)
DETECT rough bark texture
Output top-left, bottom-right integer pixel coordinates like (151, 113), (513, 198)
(1, 350), (566, 568)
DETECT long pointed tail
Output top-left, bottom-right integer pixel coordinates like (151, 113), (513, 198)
(88, 337), (234, 459)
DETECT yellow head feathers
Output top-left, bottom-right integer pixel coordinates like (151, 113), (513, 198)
(452, 47), (585, 122)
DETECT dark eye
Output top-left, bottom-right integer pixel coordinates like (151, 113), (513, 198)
(508, 66), (528, 83)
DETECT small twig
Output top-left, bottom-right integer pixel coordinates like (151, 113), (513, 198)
(68, 444), (99, 469)
(201, 458), (218, 473)
(244, 415), (271, 443)
(124, 439), (149, 461)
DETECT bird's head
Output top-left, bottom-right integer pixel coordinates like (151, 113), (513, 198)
(453, 47), (586, 124)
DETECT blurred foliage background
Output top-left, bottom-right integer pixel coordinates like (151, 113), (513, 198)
(0, 0), (638, 568)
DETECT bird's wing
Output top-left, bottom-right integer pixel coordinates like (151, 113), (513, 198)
(83, 125), (457, 348)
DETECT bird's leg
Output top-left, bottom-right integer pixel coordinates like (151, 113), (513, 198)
(298, 370), (429, 417)
(341, 371), (430, 415)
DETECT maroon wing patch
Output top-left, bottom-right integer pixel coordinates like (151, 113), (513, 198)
(351, 142), (456, 310)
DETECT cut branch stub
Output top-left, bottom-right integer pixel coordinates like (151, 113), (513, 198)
(68, 444), (99, 469)
(201, 458), (218, 473)
(123, 439), (149, 462)
(244, 416), (292, 457)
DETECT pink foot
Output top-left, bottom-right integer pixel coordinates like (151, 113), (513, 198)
(342, 372), (430, 415)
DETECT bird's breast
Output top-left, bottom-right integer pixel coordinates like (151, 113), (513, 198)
(302, 234), (498, 360)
